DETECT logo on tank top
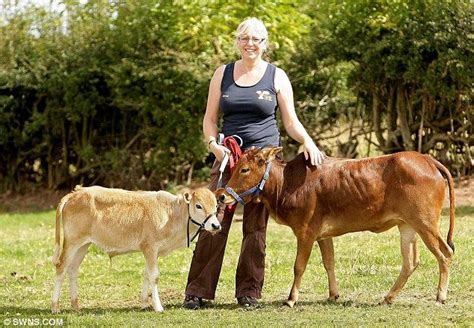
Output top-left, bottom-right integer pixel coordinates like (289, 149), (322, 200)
(256, 90), (273, 102)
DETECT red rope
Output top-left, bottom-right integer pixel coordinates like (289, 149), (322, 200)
(222, 136), (242, 213)
(223, 136), (242, 173)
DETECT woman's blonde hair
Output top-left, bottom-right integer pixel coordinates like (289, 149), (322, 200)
(234, 17), (268, 52)
(235, 17), (268, 40)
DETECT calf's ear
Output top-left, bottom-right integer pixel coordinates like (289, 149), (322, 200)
(183, 192), (192, 204)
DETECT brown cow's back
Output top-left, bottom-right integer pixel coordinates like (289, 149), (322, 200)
(268, 151), (446, 239)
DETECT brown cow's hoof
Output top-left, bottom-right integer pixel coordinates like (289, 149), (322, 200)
(284, 300), (295, 308)
(328, 294), (340, 302)
(378, 297), (393, 305)
(436, 298), (446, 305)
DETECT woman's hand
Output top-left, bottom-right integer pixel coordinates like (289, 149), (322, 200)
(210, 142), (231, 162)
(303, 139), (325, 166)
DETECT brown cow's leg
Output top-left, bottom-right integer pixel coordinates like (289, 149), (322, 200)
(285, 237), (314, 308)
(317, 238), (339, 301)
(381, 224), (418, 304)
(68, 243), (90, 311)
(416, 228), (453, 303)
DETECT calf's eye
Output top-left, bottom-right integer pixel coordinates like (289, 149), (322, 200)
(241, 167), (250, 173)
(196, 204), (203, 210)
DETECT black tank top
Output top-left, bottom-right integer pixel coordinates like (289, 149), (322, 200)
(219, 62), (280, 150)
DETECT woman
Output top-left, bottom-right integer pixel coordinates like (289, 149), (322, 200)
(184, 17), (324, 309)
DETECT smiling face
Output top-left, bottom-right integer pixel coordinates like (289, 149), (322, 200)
(237, 33), (266, 59)
(235, 17), (268, 59)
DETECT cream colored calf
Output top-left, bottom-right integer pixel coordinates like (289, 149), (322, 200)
(51, 186), (220, 313)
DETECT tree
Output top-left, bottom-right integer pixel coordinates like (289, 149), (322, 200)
(0, 0), (313, 191)
(295, 0), (473, 175)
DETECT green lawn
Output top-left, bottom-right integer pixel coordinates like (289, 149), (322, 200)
(0, 207), (473, 327)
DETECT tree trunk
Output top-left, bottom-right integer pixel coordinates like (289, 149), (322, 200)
(372, 88), (385, 148)
(397, 85), (414, 150)
(418, 96), (425, 152)
(385, 84), (398, 152)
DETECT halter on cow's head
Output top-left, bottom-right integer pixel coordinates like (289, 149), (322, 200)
(217, 147), (282, 206)
(185, 188), (220, 247)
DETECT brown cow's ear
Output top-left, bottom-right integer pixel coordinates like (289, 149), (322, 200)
(262, 147), (283, 161)
(183, 192), (192, 204)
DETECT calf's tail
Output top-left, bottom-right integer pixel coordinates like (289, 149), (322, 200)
(431, 157), (456, 253)
(52, 193), (73, 266)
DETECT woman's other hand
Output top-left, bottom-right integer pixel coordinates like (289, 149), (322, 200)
(303, 139), (325, 166)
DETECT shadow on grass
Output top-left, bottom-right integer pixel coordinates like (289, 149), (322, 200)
(166, 298), (388, 310)
(1, 307), (54, 316)
(0, 306), (157, 316)
(0, 298), (420, 316)
(263, 299), (382, 309)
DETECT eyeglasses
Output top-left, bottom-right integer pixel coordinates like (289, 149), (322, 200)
(238, 36), (265, 45)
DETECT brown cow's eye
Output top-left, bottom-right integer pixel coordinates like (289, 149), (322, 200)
(196, 204), (202, 210)
(240, 167), (250, 174)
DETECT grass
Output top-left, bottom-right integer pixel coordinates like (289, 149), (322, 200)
(0, 207), (473, 327)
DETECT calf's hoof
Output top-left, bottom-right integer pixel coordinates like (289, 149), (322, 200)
(141, 304), (152, 311)
(152, 303), (164, 312)
(71, 299), (80, 311)
(154, 306), (164, 313)
(51, 302), (60, 314)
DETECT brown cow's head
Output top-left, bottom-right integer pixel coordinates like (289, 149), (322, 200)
(216, 146), (282, 205)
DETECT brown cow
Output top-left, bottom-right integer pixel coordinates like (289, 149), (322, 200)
(217, 147), (455, 306)
(51, 186), (221, 313)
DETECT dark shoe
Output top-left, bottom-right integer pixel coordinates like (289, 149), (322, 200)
(237, 296), (259, 308)
(183, 295), (202, 310)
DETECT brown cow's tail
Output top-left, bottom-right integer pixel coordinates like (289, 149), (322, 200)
(431, 158), (456, 253)
(52, 191), (76, 266)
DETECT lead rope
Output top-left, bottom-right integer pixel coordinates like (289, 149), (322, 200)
(216, 134), (243, 190)
(218, 135), (243, 214)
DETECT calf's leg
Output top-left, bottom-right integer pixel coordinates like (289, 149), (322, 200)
(68, 243), (90, 311)
(143, 248), (163, 312)
(381, 224), (419, 304)
(52, 241), (80, 313)
(285, 237), (314, 308)
(317, 238), (339, 301)
(140, 268), (150, 309)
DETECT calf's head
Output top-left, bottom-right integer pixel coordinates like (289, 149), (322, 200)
(216, 147), (282, 205)
(184, 188), (221, 232)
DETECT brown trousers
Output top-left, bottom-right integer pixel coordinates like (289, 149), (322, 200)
(185, 159), (269, 300)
